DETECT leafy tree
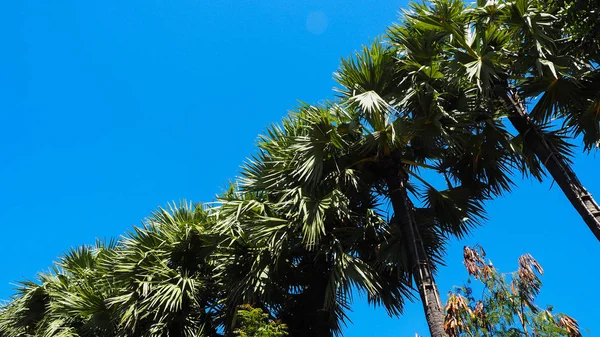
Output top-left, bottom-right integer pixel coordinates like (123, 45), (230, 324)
(234, 305), (287, 337)
(444, 246), (583, 337)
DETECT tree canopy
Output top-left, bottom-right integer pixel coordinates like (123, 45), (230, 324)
(1, 0), (597, 336)
(444, 246), (582, 337)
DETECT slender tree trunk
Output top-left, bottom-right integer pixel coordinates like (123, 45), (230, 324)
(386, 164), (448, 337)
(285, 254), (332, 337)
(308, 274), (332, 337)
(306, 255), (332, 337)
(500, 88), (600, 242)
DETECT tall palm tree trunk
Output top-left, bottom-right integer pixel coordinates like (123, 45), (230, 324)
(386, 164), (448, 337)
(303, 272), (332, 337)
(500, 88), (600, 242)
(284, 255), (332, 337)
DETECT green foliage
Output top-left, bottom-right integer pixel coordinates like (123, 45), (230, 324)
(444, 246), (582, 337)
(387, 0), (600, 154)
(549, 0), (600, 62)
(235, 305), (287, 337)
(2, 0), (598, 337)
(0, 202), (223, 337)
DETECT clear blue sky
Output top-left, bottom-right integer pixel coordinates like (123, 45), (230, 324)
(1, 1), (598, 336)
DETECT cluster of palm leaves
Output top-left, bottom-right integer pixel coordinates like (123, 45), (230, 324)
(0, 204), (224, 337)
(1, 0), (597, 336)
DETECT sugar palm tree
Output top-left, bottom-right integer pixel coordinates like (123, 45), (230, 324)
(399, 0), (600, 241)
(105, 201), (223, 337)
(335, 38), (526, 336)
(0, 202), (223, 337)
(214, 67), (514, 335)
(213, 105), (417, 337)
(0, 240), (118, 337)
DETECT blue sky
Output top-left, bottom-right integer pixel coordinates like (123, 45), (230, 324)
(1, 1), (599, 336)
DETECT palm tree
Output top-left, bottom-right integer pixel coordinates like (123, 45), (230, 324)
(0, 240), (118, 337)
(214, 59), (514, 335)
(105, 201), (223, 337)
(335, 38), (524, 336)
(0, 202), (223, 337)
(399, 0), (600, 241)
(213, 105), (416, 337)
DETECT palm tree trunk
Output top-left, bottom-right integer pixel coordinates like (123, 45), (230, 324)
(285, 254), (332, 337)
(308, 273), (332, 337)
(500, 88), (600, 242)
(386, 164), (448, 337)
